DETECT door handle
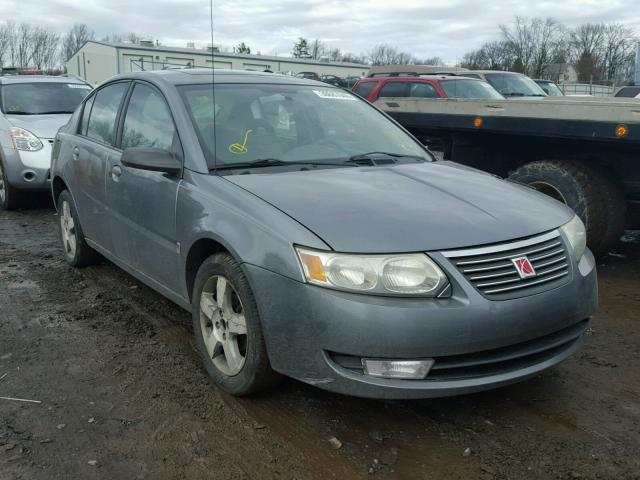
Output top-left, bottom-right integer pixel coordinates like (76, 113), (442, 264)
(111, 165), (122, 182)
(72, 146), (79, 161)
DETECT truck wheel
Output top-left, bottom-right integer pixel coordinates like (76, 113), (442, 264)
(508, 160), (607, 256)
(0, 160), (22, 210)
(192, 253), (282, 396)
(587, 166), (626, 255)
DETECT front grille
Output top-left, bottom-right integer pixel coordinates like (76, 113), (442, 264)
(328, 319), (588, 381)
(442, 230), (571, 300)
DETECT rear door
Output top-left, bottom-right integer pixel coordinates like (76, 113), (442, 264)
(106, 81), (182, 291)
(67, 81), (129, 250)
(375, 81), (410, 101)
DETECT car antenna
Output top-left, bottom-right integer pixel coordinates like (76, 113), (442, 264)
(210, 0), (217, 172)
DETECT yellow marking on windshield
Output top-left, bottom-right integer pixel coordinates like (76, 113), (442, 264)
(228, 129), (253, 154)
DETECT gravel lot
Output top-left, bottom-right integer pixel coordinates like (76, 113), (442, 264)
(1, 201), (639, 480)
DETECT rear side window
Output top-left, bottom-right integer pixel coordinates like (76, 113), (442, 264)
(408, 83), (438, 98)
(353, 81), (377, 98)
(378, 82), (408, 98)
(79, 94), (95, 136)
(86, 82), (128, 145)
(121, 83), (178, 153)
(616, 86), (640, 97)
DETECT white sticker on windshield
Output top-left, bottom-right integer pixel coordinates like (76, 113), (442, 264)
(67, 84), (91, 89)
(312, 89), (357, 100)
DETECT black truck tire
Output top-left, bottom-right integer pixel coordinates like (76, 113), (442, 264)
(508, 160), (607, 256)
(586, 165), (626, 255)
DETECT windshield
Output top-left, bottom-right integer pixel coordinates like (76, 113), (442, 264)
(440, 79), (504, 99)
(1, 82), (92, 114)
(179, 83), (430, 169)
(483, 73), (547, 97)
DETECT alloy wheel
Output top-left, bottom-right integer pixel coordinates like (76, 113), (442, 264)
(199, 275), (248, 376)
(0, 163), (6, 205)
(60, 200), (77, 259)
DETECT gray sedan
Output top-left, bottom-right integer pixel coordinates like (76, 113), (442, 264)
(51, 69), (597, 399)
(0, 75), (92, 209)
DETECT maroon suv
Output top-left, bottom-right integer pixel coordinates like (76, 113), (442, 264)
(352, 75), (504, 102)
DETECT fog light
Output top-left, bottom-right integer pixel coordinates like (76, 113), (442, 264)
(362, 359), (434, 379)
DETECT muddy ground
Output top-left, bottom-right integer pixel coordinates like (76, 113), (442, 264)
(0, 201), (639, 480)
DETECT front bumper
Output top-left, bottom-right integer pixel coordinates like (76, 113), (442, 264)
(244, 248), (597, 399)
(1, 143), (52, 191)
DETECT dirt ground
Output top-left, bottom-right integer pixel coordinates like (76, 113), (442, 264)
(1, 200), (639, 480)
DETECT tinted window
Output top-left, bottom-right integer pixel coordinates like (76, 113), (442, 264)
(353, 82), (377, 98)
(179, 83), (430, 169)
(378, 82), (408, 97)
(483, 73), (546, 97)
(122, 84), (177, 152)
(0, 82), (91, 115)
(79, 94), (95, 136)
(408, 83), (438, 98)
(615, 86), (640, 98)
(86, 83), (128, 145)
(440, 79), (504, 99)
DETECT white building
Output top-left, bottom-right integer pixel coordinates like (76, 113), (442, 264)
(66, 40), (370, 85)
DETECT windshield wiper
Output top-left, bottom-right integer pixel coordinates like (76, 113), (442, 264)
(213, 158), (357, 171)
(38, 110), (73, 114)
(4, 111), (38, 115)
(347, 152), (427, 164)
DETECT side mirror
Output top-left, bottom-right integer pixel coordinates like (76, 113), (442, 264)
(121, 147), (181, 176)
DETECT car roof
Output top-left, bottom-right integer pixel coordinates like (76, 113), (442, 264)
(362, 75), (477, 82)
(108, 68), (326, 87)
(0, 75), (88, 85)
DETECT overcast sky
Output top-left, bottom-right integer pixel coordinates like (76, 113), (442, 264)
(0, 0), (638, 62)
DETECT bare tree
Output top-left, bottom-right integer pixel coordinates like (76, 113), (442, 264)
(31, 27), (60, 69)
(367, 44), (415, 65)
(16, 23), (34, 68)
(309, 38), (324, 59)
(63, 23), (94, 61)
(0, 23), (12, 67)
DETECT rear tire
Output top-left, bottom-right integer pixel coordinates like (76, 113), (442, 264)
(0, 159), (22, 210)
(192, 253), (282, 396)
(57, 190), (100, 267)
(508, 160), (607, 256)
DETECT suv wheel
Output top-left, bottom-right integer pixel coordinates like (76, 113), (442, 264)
(57, 190), (100, 267)
(192, 253), (281, 396)
(0, 160), (22, 210)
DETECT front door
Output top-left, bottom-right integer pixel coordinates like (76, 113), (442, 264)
(106, 82), (182, 292)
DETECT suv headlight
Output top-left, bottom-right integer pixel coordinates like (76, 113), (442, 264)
(9, 127), (43, 152)
(560, 215), (586, 260)
(295, 247), (448, 296)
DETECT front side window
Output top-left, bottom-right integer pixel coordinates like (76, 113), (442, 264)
(121, 83), (178, 152)
(408, 83), (439, 98)
(378, 82), (408, 98)
(0, 82), (92, 115)
(79, 94), (96, 136)
(86, 82), (128, 145)
(179, 83), (430, 169)
(440, 79), (504, 99)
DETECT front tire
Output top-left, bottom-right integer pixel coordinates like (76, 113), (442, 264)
(192, 253), (281, 396)
(57, 190), (100, 267)
(0, 159), (22, 210)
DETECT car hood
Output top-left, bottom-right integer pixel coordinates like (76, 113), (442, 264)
(225, 162), (574, 253)
(5, 114), (72, 139)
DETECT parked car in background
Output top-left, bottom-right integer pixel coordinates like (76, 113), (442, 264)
(295, 71), (321, 81)
(0, 75), (92, 209)
(534, 79), (564, 96)
(352, 75), (504, 102)
(52, 69), (596, 399)
(320, 74), (345, 87)
(614, 86), (640, 98)
(460, 71), (547, 98)
(342, 76), (362, 89)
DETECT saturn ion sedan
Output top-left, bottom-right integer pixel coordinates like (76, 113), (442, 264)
(51, 69), (597, 399)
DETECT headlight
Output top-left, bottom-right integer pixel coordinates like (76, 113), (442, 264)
(560, 215), (586, 260)
(9, 127), (43, 152)
(295, 247), (448, 296)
